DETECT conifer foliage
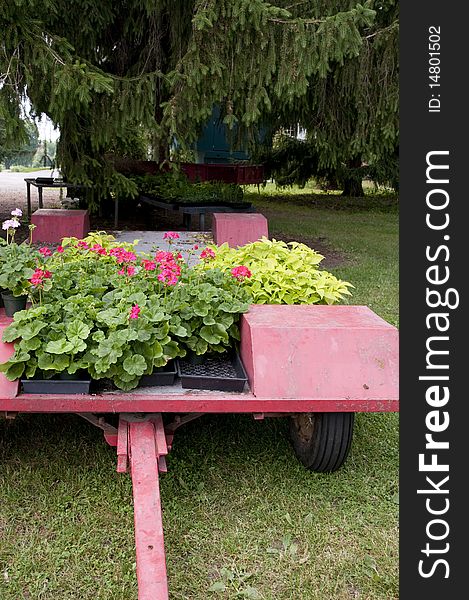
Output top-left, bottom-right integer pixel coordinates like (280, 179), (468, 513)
(1, 1), (398, 206)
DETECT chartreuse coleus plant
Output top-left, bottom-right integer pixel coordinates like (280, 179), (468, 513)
(0, 237), (251, 390)
(197, 237), (353, 305)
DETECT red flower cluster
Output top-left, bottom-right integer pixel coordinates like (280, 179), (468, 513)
(141, 259), (157, 271)
(90, 243), (107, 256)
(30, 268), (52, 287)
(155, 251), (181, 286)
(39, 247), (52, 257)
(163, 231), (180, 241)
(57, 246), (64, 253)
(200, 247), (216, 260)
(231, 266), (252, 281)
(109, 247), (137, 264)
(118, 265), (136, 277)
(129, 304), (140, 319)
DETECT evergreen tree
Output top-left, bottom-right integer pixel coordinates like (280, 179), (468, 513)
(1, 0), (396, 207)
(258, 1), (399, 194)
(0, 117), (39, 167)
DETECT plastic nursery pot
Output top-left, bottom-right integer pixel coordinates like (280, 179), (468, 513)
(1, 292), (27, 317)
(21, 377), (91, 394)
(138, 361), (177, 387)
(58, 371), (87, 381)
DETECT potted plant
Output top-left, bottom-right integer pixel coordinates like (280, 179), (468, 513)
(0, 233), (252, 392)
(0, 209), (38, 316)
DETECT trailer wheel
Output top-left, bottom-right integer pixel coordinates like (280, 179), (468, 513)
(289, 412), (354, 473)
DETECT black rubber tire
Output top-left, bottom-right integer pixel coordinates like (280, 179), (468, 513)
(289, 412), (354, 473)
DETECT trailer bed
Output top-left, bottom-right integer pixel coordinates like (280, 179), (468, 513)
(1, 381), (398, 414)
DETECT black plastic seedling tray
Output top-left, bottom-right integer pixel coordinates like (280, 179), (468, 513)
(176, 353), (248, 392)
(138, 361), (177, 387)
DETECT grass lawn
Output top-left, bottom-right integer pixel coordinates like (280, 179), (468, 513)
(0, 192), (399, 600)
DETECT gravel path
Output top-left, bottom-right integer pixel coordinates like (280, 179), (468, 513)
(0, 169), (62, 217)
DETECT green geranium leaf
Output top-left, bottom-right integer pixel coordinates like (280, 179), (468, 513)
(193, 301), (209, 317)
(123, 354), (147, 376)
(2, 323), (21, 343)
(38, 353), (70, 371)
(45, 339), (74, 354)
(162, 340), (180, 359)
(170, 324), (189, 337)
(202, 315), (216, 326)
(153, 322), (170, 340)
(92, 330), (106, 342)
(25, 362), (38, 379)
(149, 340), (163, 358)
(127, 291), (147, 305)
(95, 340), (123, 364)
(113, 376), (140, 391)
(96, 308), (127, 326)
(67, 360), (87, 375)
(66, 320), (91, 340)
(145, 306), (167, 322)
(200, 324), (228, 344)
(68, 336), (87, 353)
(19, 337), (42, 351)
(20, 321), (48, 340)
(135, 323), (152, 342)
(4, 362), (25, 381)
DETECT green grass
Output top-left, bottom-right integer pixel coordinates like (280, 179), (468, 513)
(0, 192), (398, 599)
(249, 193), (399, 327)
(8, 166), (52, 173)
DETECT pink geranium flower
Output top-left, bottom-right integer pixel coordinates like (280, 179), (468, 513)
(110, 247), (137, 264)
(77, 241), (89, 250)
(90, 244), (107, 256)
(118, 266), (136, 276)
(29, 267), (52, 287)
(142, 259), (157, 271)
(200, 247), (216, 260)
(155, 251), (174, 263)
(163, 231), (180, 240)
(39, 247), (52, 257)
(129, 304), (140, 319)
(57, 246), (64, 253)
(231, 266), (252, 281)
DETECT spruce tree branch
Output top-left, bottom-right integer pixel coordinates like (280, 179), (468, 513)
(365, 21), (398, 39)
(284, 1), (309, 10)
(0, 47), (19, 84)
(268, 17), (324, 25)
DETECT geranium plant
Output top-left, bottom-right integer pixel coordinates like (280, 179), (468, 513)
(0, 209), (39, 297)
(0, 233), (251, 390)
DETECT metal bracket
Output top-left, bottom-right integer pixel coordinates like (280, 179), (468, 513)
(76, 413), (118, 446)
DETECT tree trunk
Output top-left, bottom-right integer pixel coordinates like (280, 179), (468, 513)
(341, 157), (364, 197)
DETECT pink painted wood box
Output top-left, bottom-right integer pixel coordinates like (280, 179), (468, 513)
(240, 305), (399, 402)
(0, 311), (19, 398)
(31, 209), (90, 243)
(212, 213), (268, 247)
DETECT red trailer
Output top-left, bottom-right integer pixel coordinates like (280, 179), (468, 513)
(0, 304), (399, 600)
